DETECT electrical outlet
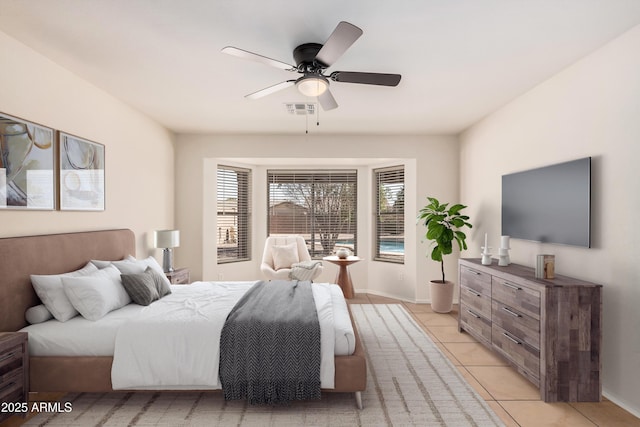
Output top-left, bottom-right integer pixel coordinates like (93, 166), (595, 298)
(218, 273), (224, 280)
(398, 272), (404, 281)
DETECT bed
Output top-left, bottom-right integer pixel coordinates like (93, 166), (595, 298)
(0, 229), (366, 408)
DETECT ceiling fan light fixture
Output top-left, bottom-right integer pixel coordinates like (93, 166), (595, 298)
(296, 75), (329, 97)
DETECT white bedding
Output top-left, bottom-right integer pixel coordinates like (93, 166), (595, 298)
(21, 281), (355, 390)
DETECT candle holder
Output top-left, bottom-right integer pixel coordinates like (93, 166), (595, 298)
(481, 246), (492, 265)
(498, 235), (511, 266)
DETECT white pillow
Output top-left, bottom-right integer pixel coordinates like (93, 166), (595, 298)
(62, 265), (131, 321)
(91, 255), (131, 269)
(272, 243), (300, 270)
(31, 262), (99, 322)
(112, 256), (171, 289)
(25, 304), (54, 324)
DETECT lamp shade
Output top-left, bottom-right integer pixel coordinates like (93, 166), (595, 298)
(154, 229), (180, 248)
(296, 75), (329, 97)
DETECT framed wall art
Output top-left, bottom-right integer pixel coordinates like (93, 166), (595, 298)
(0, 112), (56, 210)
(59, 132), (105, 211)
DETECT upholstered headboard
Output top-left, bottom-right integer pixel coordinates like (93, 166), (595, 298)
(0, 229), (135, 332)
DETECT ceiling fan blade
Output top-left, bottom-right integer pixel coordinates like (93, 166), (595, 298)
(222, 46), (297, 71)
(330, 71), (401, 86)
(245, 80), (296, 100)
(318, 89), (338, 111)
(315, 21), (363, 67)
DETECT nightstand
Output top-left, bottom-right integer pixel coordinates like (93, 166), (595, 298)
(0, 332), (29, 423)
(165, 268), (190, 284)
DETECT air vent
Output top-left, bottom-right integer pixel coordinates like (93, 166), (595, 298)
(284, 103), (316, 116)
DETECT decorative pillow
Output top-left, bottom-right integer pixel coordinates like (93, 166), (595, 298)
(121, 272), (159, 306)
(62, 265), (131, 321)
(25, 304), (54, 324)
(145, 266), (172, 298)
(112, 256), (172, 289)
(289, 261), (322, 281)
(31, 262), (99, 322)
(272, 243), (299, 270)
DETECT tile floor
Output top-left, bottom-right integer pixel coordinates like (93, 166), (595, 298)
(350, 292), (640, 427)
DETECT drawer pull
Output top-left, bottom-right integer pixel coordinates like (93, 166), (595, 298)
(0, 381), (16, 394)
(501, 307), (522, 318)
(466, 309), (481, 319)
(466, 288), (482, 297)
(502, 282), (522, 291)
(0, 351), (15, 362)
(502, 332), (522, 345)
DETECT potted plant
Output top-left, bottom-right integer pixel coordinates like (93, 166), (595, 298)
(418, 197), (472, 313)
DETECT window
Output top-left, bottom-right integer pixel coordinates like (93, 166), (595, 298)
(267, 170), (357, 258)
(374, 166), (404, 263)
(217, 165), (251, 263)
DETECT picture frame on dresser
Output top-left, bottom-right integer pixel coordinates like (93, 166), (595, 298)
(0, 112), (55, 210)
(59, 132), (105, 211)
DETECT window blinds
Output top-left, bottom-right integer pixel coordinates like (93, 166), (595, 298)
(217, 165), (251, 263)
(267, 170), (357, 258)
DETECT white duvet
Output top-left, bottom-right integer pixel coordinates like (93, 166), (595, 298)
(111, 281), (338, 390)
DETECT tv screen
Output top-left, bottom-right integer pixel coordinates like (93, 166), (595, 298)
(501, 157), (591, 247)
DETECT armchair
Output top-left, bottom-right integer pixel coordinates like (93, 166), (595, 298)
(260, 235), (323, 281)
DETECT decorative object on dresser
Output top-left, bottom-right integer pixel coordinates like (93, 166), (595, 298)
(498, 235), (511, 266)
(458, 258), (602, 402)
(418, 196), (473, 313)
(0, 332), (29, 423)
(535, 254), (555, 279)
(154, 229), (180, 272)
(165, 267), (190, 285)
(481, 233), (492, 265)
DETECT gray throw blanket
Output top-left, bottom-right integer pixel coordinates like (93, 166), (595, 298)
(219, 280), (321, 405)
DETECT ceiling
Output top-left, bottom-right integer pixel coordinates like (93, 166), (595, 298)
(1, 1), (640, 135)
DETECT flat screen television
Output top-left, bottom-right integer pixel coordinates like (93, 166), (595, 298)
(501, 157), (591, 247)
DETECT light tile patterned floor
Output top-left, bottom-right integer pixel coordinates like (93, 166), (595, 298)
(354, 293), (640, 427)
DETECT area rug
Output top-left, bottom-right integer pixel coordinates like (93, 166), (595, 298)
(24, 304), (504, 426)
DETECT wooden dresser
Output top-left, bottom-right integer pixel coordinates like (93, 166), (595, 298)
(458, 258), (602, 402)
(0, 332), (29, 422)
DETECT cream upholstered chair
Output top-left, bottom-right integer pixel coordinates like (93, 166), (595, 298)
(260, 235), (323, 281)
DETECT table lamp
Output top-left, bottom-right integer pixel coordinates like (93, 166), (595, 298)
(154, 229), (180, 272)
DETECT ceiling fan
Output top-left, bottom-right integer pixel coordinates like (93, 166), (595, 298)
(222, 21), (401, 111)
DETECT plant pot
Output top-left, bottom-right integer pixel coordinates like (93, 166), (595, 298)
(429, 280), (454, 313)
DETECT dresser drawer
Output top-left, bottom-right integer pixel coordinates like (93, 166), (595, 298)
(492, 324), (540, 382)
(460, 265), (491, 297)
(0, 369), (24, 411)
(492, 277), (541, 320)
(460, 285), (492, 319)
(0, 344), (23, 371)
(492, 300), (540, 349)
(460, 303), (492, 345)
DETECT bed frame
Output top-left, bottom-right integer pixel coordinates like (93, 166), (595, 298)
(0, 229), (366, 408)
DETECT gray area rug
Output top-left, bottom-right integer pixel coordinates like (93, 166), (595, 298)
(25, 304), (504, 426)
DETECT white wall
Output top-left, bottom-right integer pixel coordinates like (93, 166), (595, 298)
(460, 24), (640, 416)
(175, 133), (459, 302)
(0, 31), (175, 256)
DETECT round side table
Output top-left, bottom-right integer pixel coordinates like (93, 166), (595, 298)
(323, 255), (362, 299)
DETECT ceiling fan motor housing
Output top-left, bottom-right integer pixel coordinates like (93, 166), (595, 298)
(293, 43), (326, 71)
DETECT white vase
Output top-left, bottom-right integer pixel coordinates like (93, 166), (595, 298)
(336, 248), (350, 259)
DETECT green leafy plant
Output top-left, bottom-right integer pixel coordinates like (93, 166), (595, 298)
(418, 197), (473, 283)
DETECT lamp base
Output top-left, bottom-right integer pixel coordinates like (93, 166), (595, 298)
(162, 248), (174, 273)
